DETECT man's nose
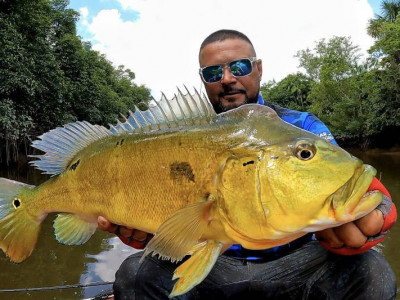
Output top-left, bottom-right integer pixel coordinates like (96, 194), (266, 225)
(220, 67), (236, 85)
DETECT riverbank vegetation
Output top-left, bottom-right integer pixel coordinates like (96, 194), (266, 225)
(1, 0), (399, 165)
(0, 0), (150, 165)
(261, 0), (400, 148)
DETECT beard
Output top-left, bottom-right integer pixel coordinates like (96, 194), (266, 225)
(213, 88), (259, 113)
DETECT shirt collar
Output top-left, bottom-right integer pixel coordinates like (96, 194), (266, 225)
(257, 93), (265, 105)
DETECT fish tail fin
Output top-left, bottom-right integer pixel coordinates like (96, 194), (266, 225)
(0, 177), (41, 263)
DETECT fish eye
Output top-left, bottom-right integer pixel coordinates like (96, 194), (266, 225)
(294, 142), (316, 161)
(12, 197), (21, 209)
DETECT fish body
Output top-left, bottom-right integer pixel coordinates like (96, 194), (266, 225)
(0, 89), (382, 297)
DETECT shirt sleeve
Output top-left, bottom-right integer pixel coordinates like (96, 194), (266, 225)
(302, 113), (338, 146)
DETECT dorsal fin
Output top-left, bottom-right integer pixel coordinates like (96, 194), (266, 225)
(112, 87), (216, 134)
(30, 122), (111, 176)
(29, 88), (216, 176)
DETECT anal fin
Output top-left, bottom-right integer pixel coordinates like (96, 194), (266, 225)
(170, 240), (223, 298)
(53, 213), (97, 245)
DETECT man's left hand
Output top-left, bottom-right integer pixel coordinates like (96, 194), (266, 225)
(315, 209), (384, 248)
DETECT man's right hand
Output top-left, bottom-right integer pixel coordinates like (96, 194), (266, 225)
(97, 216), (153, 249)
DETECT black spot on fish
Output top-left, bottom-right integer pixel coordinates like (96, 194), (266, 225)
(120, 138), (125, 145)
(170, 162), (195, 183)
(116, 139), (125, 146)
(116, 141), (120, 146)
(69, 159), (80, 171)
(12, 198), (21, 209)
(243, 160), (254, 167)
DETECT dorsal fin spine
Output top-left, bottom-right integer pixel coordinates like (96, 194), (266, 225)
(183, 86), (202, 118)
(133, 107), (147, 133)
(128, 110), (143, 133)
(126, 112), (139, 130)
(173, 93), (190, 126)
(120, 113), (135, 132)
(196, 88), (213, 120)
(162, 92), (180, 126)
(173, 94), (189, 126)
(147, 108), (161, 130)
(179, 87), (199, 126)
(153, 98), (172, 129)
(142, 109), (158, 130)
(178, 87), (194, 116)
(135, 106), (152, 128)
(176, 89), (194, 126)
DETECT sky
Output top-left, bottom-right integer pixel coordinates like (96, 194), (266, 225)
(68, 0), (384, 99)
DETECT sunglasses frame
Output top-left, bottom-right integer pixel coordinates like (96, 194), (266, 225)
(199, 57), (258, 84)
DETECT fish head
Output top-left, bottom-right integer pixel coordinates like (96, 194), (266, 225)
(258, 138), (382, 236)
(216, 104), (382, 244)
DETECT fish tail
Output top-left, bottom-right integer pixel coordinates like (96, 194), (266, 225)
(0, 177), (41, 263)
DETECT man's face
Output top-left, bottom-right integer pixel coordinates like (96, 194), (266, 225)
(199, 38), (263, 113)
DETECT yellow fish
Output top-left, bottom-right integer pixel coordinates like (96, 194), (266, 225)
(0, 88), (382, 297)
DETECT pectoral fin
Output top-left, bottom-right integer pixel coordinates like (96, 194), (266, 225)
(170, 240), (223, 298)
(142, 199), (214, 263)
(53, 213), (97, 245)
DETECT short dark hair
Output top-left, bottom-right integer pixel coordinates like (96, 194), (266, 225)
(199, 29), (255, 54)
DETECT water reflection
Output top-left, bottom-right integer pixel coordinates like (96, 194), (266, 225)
(0, 149), (399, 299)
(82, 238), (138, 298)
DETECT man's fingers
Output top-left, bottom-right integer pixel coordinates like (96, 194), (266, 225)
(119, 226), (134, 238)
(315, 228), (344, 248)
(132, 230), (148, 242)
(97, 216), (118, 233)
(333, 222), (367, 248)
(354, 209), (384, 237)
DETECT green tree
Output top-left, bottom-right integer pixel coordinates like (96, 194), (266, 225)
(295, 36), (372, 141)
(368, 0), (400, 38)
(0, 0), (150, 165)
(260, 73), (312, 111)
(367, 0), (400, 135)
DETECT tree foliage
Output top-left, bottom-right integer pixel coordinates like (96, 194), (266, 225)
(294, 37), (372, 140)
(261, 73), (312, 111)
(262, 22), (400, 147)
(0, 0), (150, 165)
(367, 0), (400, 139)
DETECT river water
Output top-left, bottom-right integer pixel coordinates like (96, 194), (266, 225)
(0, 149), (399, 299)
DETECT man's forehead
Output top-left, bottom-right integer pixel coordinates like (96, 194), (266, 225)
(199, 39), (255, 65)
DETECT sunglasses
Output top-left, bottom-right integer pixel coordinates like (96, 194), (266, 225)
(199, 57), (258, 83)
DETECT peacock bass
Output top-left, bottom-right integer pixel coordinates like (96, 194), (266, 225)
(0, 89), (382, 297)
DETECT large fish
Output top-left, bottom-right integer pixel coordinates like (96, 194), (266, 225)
(0, 88), (382, 297)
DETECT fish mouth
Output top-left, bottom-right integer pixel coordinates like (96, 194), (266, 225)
(328, 164), (382, 222)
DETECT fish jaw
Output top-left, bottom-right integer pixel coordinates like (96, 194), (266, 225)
(329, 164), (382, 222)
(301, 164), (383, 232)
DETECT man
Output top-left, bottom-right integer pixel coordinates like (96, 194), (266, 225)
(99, 29), (397, 299)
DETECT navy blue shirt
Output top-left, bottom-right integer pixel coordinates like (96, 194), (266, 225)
(224, 94), (337, 261)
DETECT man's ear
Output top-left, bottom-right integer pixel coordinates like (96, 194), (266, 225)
(257, 59), (263, 80)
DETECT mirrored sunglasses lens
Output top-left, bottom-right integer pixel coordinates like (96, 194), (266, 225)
(229, 59), (252, 77)
(202, 66), (222, 83)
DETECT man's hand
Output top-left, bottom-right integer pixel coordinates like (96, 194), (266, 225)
(97, 216), (152, 249)
(316, 209), (384, 248)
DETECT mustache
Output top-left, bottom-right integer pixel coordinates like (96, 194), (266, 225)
(218, 88), (246, 97)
